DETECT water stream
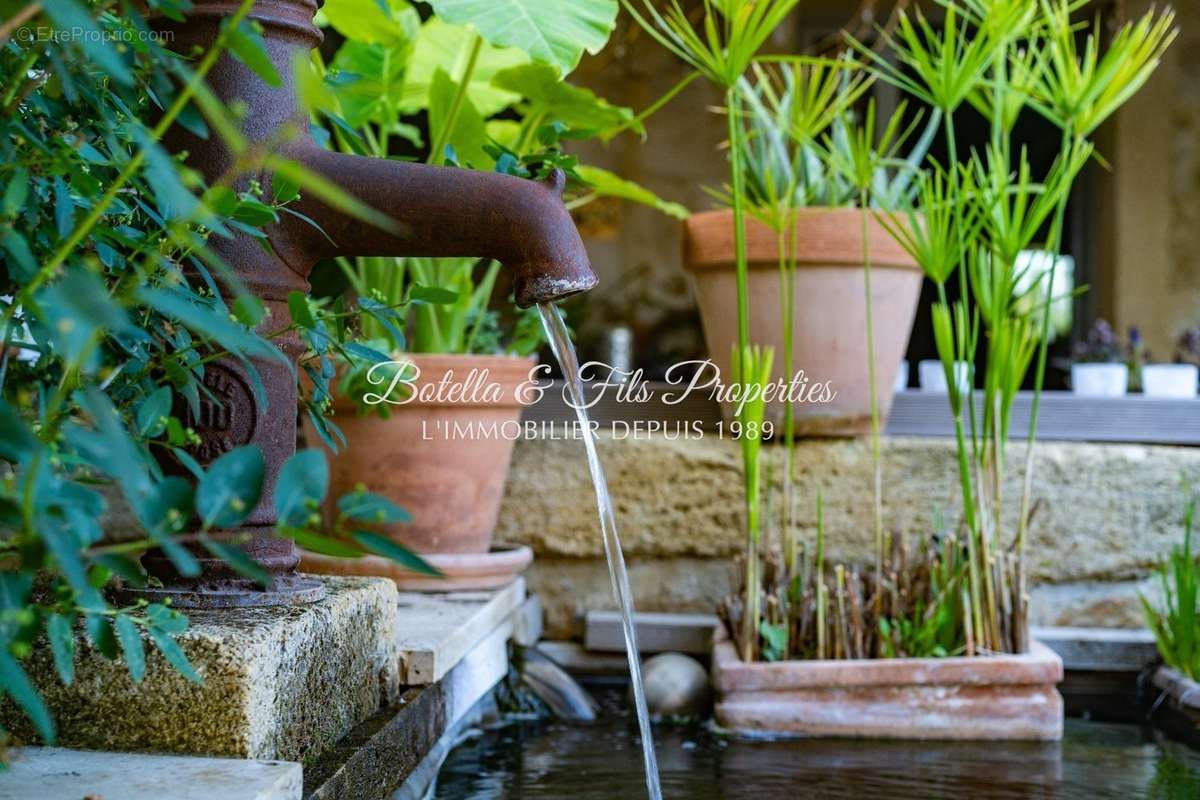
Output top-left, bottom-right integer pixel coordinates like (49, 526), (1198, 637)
(537, 302), (663, 800)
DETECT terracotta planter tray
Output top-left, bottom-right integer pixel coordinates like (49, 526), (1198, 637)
(712, 629), (1063, 740)
(299, 543), (532, 592)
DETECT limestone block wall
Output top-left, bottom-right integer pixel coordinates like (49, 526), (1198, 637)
(497, 435), (1200, 638)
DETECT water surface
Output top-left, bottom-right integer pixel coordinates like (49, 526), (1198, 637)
(433, 689), (1200, 800)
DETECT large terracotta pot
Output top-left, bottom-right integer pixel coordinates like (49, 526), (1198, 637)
(311, 353), (534, 554)
(683, 208), (922, 436)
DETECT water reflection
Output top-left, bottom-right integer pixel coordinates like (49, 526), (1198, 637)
(432, 690), (1200, 799)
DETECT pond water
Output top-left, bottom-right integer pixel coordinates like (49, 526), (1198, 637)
(432, 689), (1200, 799)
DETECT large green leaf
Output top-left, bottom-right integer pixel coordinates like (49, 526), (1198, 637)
(427, 0), (617, 74)
(576, 165), (690, 220)
(428, 68), (491, 168)
(322, 0), (419, 46)
(492, 63), (638, 136)
(402, 18), (528, 116)
(329, 40), (410, 128)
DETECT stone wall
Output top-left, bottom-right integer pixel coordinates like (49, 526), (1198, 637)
(496, 435), (1200, 638)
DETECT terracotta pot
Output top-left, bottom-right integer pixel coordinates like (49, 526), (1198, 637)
(683, 208), (922, 436)
(711, 628), (1064, 740)
(308, 353), (535, 554)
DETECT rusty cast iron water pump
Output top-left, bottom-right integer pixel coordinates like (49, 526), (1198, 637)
(139, 0), (598, 607)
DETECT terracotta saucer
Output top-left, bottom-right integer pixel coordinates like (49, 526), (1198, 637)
(299, 542), (533, 592)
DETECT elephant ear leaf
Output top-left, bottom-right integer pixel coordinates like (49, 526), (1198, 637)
(426, 0), (617, 74)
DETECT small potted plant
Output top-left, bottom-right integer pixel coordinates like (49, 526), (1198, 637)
(1142, 327), (1200, 398)
(1070, 319), (1130, 397)
(1142, 497), (1200, 743)
(682, 61), (929, 437)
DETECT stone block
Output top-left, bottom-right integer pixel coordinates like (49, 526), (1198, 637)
(0, 576), (400, 762)
(0, 747), (301, 800)
(1031, 626), (1157, 671)
(395, 578), (524, 684)
(585, 610), (718, 655)
(511, 592), (543, 647)
(304, 620), (511, 800)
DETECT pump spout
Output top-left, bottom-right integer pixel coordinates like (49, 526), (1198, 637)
(286, 150), (596, 307)
(155, 0), (598, 307)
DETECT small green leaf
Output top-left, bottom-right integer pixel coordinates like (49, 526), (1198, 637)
(226, 21), (283, 87)
(47, 614), (76, 686)
(196, 447), (265, 528)
(86, 614), (118, 660)
(114, 615), (146, 682)
(145, 603), (188, 635)
(288, 291), (316, 329)
(0, 400), (38, 462)
(232, 198), (279, 226)
(135, 387), (173, 438)
(409, 284), (460, 305)
(232, 294), (267, 327)
(2, 167), (29, 218)
(272, 173), (301, 204)
(275, 449), (329, 528)
(341, 342), (392, 363)
(283, 528), (364, 558)
(338, 491), (411, 524)
(351, 531), (441, 576)
(0, 652), (55, 743)
(149, 629), (202, 684)
(92, 554), (147, 588)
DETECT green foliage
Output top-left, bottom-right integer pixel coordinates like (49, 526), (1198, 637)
(428, 0), (619, 74)
(313, 0), (684, 398)
(635, 0), (1173, 662)
(864, 0), (1175, 655)
(0, 0), (434, 744)
(1143, 499), (1200, 681)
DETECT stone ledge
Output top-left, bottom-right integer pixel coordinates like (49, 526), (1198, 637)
(0, 747), (302, 800)
(395, 578), (525, 684)
(304, 619), (511, 800)
(0, 576), (400, 762)
(498, 434), (1200, 584)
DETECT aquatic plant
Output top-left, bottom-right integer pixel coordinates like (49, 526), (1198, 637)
(723, 0), (1174, 662)
(1142, 498), (1200, 681)
(862, 0), (1174, 655)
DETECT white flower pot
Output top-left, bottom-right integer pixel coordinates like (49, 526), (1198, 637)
(894, 360), (910, 394)
(1142, 364), (1199, 398)
(1070, 363), (1128, 397)
(918, 359), (970, 394)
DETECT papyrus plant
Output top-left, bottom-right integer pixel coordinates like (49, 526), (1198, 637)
(622, 0), (800, 662)
(867, 0), (1175, 653)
